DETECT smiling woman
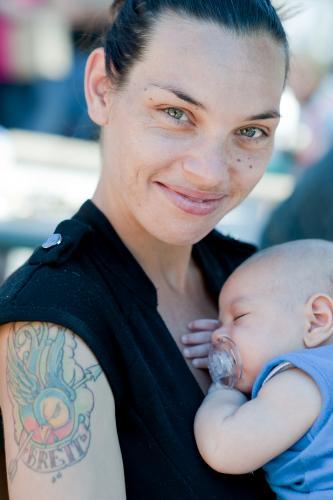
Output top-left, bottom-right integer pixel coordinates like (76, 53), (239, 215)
(0, 1), (287, 499)
(91, 16), (285, 246)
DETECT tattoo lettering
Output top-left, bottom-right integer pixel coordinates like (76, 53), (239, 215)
(6, 323), (101, 482)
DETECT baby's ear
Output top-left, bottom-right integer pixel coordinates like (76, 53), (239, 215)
(304, 293), (333, 348)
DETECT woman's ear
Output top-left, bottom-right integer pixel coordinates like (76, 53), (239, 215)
(304, 293), (333, 348)
(84, 47), (112, 126)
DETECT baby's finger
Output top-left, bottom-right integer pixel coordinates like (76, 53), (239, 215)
(181, 331), (212, 346)
(188, 319), (220, 331)
(191, 357), (209, 369)
(183, 343), (211, 359)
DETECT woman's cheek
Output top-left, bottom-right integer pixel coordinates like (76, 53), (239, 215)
(232, 136), (274, 167)
(134, 133), (186, 171)
(226, 162), (259, 199)
(235, 151), (269, 186)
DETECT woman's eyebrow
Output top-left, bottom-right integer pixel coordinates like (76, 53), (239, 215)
(149, 85), (280, 120)
(245, 110), (281, 121)
(150, 84), (205, 109)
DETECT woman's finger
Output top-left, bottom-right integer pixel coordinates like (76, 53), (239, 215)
(183, 343), (211, 359)
(181, 331), (213, 345)
(188, 318), (220, 331)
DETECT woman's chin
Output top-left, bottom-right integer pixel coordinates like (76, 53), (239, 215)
(147, 222), (217, 246)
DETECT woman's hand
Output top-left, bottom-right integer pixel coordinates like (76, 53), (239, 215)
(181, 319), (221, 369)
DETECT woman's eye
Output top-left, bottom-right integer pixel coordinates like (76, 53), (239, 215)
(239, 127), (265, 139)
(163, 107), (188, 122)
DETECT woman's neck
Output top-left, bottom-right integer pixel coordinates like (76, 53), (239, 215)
(92, 184), (193, 294)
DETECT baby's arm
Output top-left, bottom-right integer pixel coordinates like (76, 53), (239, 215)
(194, 368), (322, 474)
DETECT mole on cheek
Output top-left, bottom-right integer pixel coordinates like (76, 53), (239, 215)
(247, 157), (254, 169)
(236, 158), (241, 163)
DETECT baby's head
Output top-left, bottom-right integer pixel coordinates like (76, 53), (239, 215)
(213, 239), (333, 393)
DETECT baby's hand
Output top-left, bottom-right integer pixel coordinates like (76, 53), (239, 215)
(181, 319), (221, 369)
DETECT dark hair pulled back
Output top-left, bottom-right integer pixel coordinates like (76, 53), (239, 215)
(104, 0), (289, 88)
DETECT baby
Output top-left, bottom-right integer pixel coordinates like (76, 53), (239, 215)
(185, 239), (333, 499)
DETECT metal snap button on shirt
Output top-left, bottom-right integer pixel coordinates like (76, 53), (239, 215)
(42, 233), (63, 249)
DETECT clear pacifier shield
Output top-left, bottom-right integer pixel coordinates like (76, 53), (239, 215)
(208, 336), (242, 388)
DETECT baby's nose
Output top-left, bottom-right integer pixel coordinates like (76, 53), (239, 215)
(211, 329), (224, 345)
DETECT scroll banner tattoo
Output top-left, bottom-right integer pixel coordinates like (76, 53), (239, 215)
(6, 323), (101, 481)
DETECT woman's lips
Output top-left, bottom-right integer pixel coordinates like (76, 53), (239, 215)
(156, 182), (225, 216)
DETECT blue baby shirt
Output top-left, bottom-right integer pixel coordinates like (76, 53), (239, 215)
(252, 344), (333, 499)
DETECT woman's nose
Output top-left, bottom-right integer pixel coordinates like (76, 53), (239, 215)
(182, 141), (230, 188)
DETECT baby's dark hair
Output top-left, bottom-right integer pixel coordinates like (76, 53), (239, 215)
(104, 0), (289, 88)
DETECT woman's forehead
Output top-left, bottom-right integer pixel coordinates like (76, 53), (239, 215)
(128, 13), (286, 113)
(145, 13), (285, 71)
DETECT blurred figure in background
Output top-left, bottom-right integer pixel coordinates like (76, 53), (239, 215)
(269, 0), (333, 175)
(260, 1), (333, 247)
(287, 53), (333, 171)
(0, 0), (109, 139)
(260, 147), (333, 247)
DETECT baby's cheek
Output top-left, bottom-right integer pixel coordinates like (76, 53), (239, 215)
(236, 348), (258, 392)
(235, 375), (253, 395)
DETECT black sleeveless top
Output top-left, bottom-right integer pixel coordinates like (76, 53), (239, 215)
(0, 200), (274, 499)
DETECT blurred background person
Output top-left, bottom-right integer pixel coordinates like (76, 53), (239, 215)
(268, 0), (333, 175)
(260, 0), (333, 247)
(0, 0), (110, 139)
(261, 147), (333, 247)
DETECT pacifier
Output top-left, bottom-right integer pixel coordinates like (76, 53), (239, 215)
(208, 334), (242, 388)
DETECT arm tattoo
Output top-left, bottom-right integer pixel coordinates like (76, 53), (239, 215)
(6, 322), (101, 483)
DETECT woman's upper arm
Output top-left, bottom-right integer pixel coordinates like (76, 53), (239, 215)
(0, 322), (126, 500)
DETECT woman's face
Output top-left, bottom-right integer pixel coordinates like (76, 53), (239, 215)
(98, 13), (286, 245)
